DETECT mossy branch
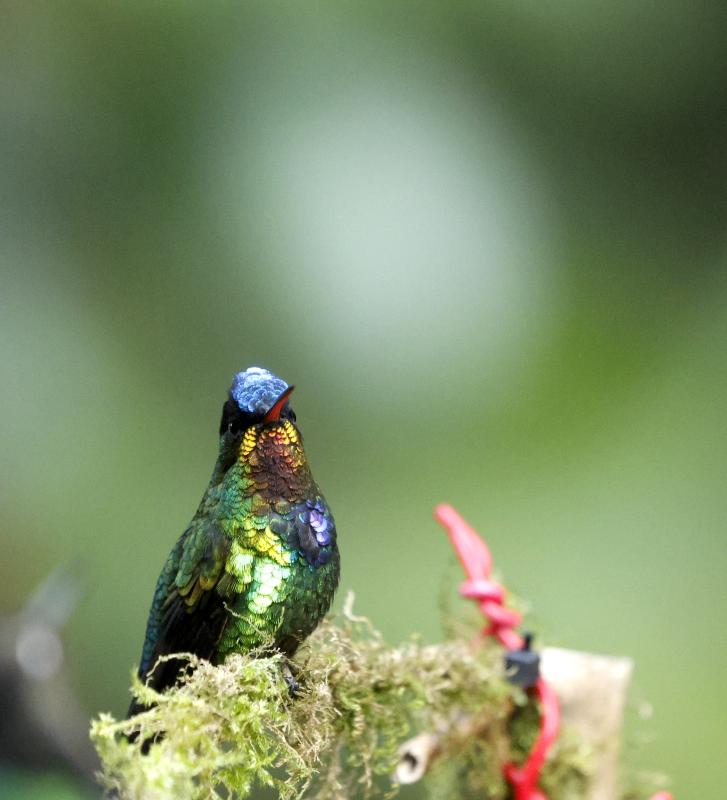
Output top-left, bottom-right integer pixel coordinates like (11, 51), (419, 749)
(91, 595), (662, 799)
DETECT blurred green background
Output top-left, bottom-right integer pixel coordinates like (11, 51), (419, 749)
(2, 2), (726, 798)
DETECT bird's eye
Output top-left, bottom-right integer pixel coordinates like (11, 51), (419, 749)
(282, 406), (296, 422)
(219, 399), (255, 436)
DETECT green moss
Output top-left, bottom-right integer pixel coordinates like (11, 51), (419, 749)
(91, 596), (663, 799)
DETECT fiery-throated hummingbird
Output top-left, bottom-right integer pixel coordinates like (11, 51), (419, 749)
(128, 367), (339, 717)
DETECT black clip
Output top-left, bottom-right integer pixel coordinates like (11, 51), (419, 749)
(505, 632), (540, 689)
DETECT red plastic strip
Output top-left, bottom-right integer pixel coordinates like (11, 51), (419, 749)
(434, 503), (671, 800)
(435, 504), (558, 800)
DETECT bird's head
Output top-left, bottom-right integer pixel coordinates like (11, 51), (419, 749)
(218, 367), (298, 459)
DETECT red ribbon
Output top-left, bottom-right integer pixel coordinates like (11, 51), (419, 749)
(434, 504), (670, 800)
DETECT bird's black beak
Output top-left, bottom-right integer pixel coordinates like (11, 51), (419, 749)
(263, 385), (295, 423)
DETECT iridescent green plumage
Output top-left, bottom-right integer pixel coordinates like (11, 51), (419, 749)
(129, 368), (339, 716)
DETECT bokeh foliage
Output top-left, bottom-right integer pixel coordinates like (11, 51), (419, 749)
(2, 2), (726, 798)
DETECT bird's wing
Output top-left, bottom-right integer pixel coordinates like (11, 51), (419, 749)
(135, 519), (232, 697)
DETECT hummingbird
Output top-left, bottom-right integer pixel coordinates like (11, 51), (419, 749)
(128, 366), (340, 718)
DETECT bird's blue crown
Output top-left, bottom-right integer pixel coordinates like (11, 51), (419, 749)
(230, 367), (289, 416)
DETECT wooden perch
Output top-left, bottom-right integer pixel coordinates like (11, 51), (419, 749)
(541, 648), (633, 800)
